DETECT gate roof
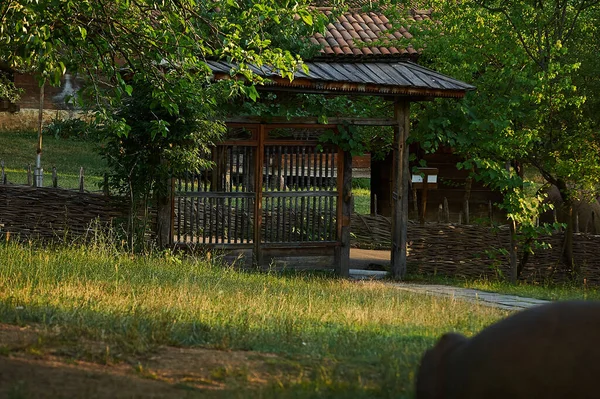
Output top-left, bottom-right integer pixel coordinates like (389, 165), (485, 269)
(207, 59), (474, 99)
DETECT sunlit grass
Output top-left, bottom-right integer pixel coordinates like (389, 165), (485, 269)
(353, 187), (370, 214)
(0, 241), (508, 398)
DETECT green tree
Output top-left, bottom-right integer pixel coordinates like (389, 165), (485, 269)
(1, 0), (328, 244)
(379, 0), (600, 279)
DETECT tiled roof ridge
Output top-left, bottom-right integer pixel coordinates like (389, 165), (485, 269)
(309, 5), (431, 61)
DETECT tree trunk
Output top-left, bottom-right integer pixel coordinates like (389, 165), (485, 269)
(556, 179), (575, 272)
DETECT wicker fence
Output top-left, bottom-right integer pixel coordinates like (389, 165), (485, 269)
(352, 214), (600, 285)
(3, 176), (600, 286)
(0, 184), (129, 241)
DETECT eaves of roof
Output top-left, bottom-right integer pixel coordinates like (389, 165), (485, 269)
(207, 60), (475, 99)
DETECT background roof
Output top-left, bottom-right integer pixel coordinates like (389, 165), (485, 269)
(310, 7), (431, 60)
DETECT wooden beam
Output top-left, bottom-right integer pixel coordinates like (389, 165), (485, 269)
(391, 100), (410, 279)
(225, 116), (399, 127)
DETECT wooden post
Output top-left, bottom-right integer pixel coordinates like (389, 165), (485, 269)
(335, 150), (352, 277)
(374, 194), (378, 216)
(420, 178), (429, 225)
(79, 167), (85, 192)
(35, 82), (45, 187)
(103, 173), (109, 196)
(27, 164), (32, 186)
(1, 160), (4, 185)
(391, 100), (410, 280)
(444, 197), (450, 223)
(52, 166), (58, 188)
(157, 177), (173, 248)
(509, 219), (518, 284)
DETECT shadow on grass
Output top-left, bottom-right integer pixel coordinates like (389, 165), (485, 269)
(0, 300), (432, 399)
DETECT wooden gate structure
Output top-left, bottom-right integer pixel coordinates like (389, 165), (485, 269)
(172, 123), (350, 272)
(156, 59), (476, 278)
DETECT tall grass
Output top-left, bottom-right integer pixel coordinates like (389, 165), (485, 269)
(0, 241), (508, 397)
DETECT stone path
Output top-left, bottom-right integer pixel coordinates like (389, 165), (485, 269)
(349, 269), (550, 311)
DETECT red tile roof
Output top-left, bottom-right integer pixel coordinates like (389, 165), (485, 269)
(310, 6), (431, 60)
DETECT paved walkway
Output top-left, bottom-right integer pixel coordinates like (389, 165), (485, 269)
(349, 268), (550, 311)
(348, 248), (550, 311)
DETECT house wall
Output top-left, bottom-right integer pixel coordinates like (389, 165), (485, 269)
(0, 73), (83, 131)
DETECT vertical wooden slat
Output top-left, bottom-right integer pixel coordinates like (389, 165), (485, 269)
(176, 177), (181, 242)
(254, 125), (265, 264)
(301, 146), (306, 190)
(182, 171), (188, 241)
(283, 146), (288, 242)
(170, 177), (176, 246)
(190, 170), (195, 242)
(276, 146), (282, 242)
(329, 149), (335, 239)
(227, 147), (232, 244)
(311, 146), (317, 240)
(234, 148), (240, 244)
(220, 163), (226, 244)
(199, 173), (205, 243)
(239, 148), (246, 243)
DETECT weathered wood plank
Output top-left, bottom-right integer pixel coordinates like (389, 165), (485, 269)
(391, 100), (410, 279)
(225, 116), (398, 127)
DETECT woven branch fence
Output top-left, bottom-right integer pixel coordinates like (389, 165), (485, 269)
(0, 185), (130, 241)
(352, 214), (600, 285)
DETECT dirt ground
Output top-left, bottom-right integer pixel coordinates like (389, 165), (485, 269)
(0, 323), (300, 398)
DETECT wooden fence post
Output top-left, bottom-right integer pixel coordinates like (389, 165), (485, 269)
(443, 197), (450, 223)
(79, 167), (84, 192)
(52, 166), (58, 188)
(27, 164), (32, 186)
(157, 177), (174, 248)
(103, 174), (109, 196)
(1, 160), (5, 185)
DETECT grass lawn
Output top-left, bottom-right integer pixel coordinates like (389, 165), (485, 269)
(0, 241), (509, 398)
(0, 129), (105, 190)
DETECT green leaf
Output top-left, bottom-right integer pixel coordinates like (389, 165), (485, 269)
(247, 85), (259, 102)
